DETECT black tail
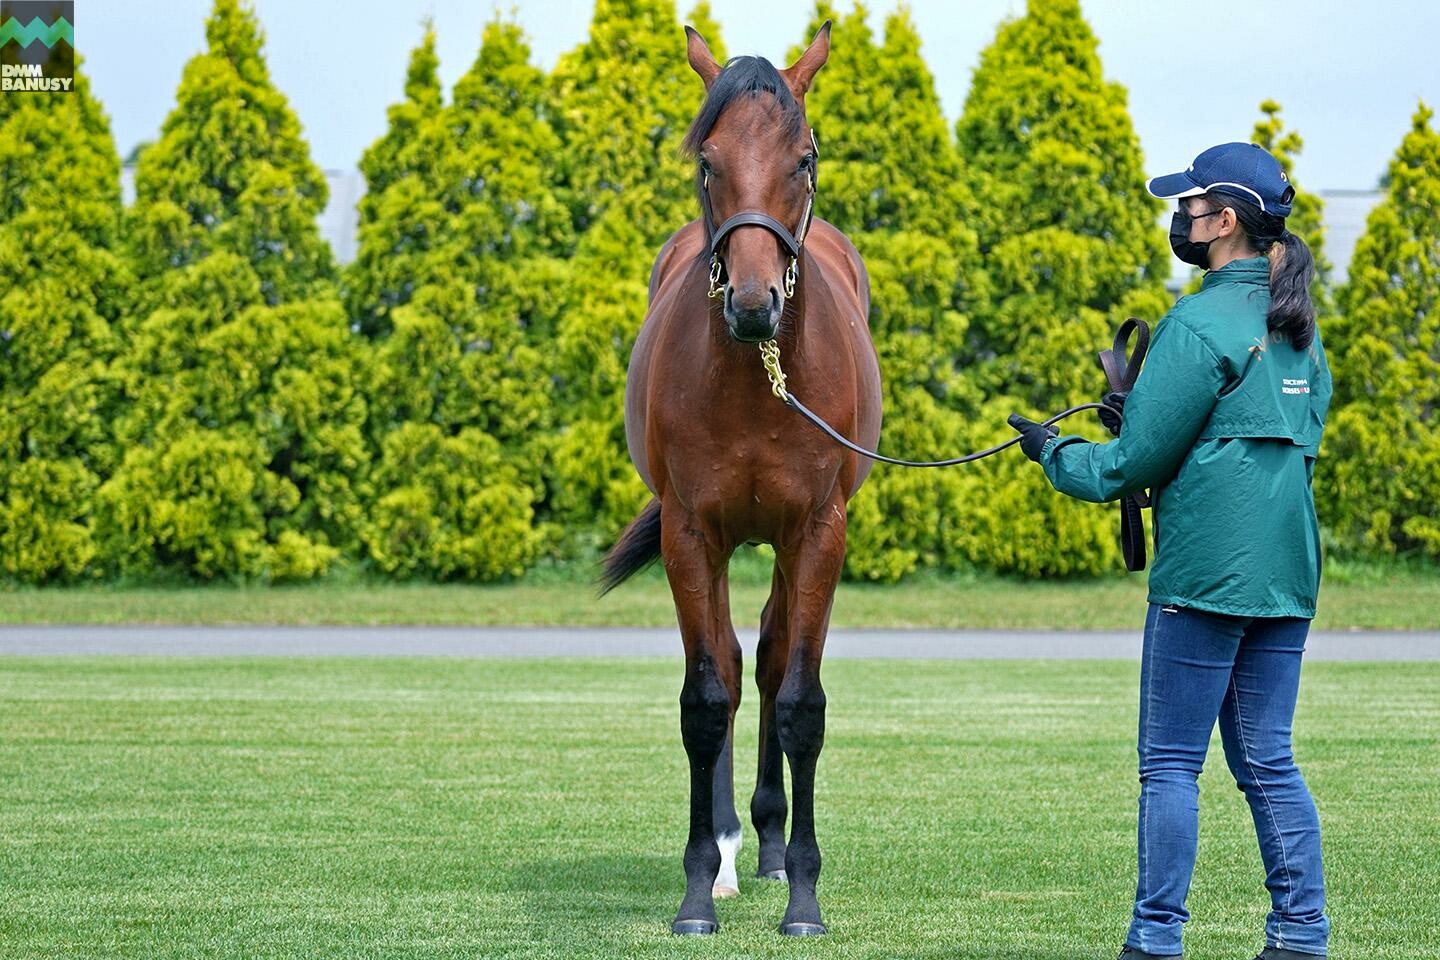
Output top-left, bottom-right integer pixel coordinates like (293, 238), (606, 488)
(598, 499), (663, 596)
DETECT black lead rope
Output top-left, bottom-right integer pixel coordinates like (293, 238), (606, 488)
(771, 317), (1154, 571)
(781, 396), (1117, 467)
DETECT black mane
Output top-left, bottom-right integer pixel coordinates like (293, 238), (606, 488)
(680, 56), (806, 158)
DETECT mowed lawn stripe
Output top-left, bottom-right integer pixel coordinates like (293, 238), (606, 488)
(0, 658), (1435, 959)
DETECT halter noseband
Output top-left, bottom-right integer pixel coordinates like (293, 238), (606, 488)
(703, 129), (819, 301)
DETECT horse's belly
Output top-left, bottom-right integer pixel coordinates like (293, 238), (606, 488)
(623, 324), (657, 493)
(627, 228), (707, 495)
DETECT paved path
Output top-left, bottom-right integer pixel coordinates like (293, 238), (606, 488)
(0, 625), (1437, 659)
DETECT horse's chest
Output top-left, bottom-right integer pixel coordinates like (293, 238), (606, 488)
(655, 418), (841, 525)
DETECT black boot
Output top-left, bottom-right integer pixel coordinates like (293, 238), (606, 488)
(1255, 950), (1325, 960)
(1118, 946), (1181, 960)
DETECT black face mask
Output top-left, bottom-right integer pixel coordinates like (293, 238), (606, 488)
(1169, 209), (1220, 267)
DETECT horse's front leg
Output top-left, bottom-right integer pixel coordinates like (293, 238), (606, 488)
(752, 563), (790, 881)
(711, 574), (744, 900)
(661, 497), (739, 935)
(773, 497), (847, 936)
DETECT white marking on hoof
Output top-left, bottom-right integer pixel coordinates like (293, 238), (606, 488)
(713, 831), (742, 898)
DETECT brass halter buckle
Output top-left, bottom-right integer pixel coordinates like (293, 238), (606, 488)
(783, 256), (798, 298)
(707, 254), (724, 299)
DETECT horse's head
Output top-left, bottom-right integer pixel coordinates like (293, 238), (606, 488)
(681, 22), (830, 343)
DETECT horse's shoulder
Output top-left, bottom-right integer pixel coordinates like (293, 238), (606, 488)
(807, 217), (862, 257)
(805, 218), (869, 313)
(649, 219), (706, 304)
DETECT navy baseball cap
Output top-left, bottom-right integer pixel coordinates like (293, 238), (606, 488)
(1147, 142), (1295, 217)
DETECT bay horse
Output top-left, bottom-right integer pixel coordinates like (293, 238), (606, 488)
(599, 21), (882, 937)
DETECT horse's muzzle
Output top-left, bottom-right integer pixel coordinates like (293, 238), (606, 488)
(724, 284), (782, 342)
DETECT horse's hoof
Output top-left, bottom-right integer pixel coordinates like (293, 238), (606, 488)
(757, 869), (788, 882)
(672, 918), (719, 936)
(712, 884), (740, 899)
(779, 921), (827, 937)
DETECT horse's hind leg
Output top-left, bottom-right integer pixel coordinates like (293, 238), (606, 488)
(661, 499), (739, 935)
(751, 563), (789, 880)
(711, 576), (743, 899)
(774, 499), (847, 937)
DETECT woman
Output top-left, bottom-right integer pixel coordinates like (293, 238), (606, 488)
(1008, 142), (1332, 960)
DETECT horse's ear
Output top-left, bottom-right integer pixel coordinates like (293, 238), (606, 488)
(684, 25), (722, 91)
(782, 19), (831, 99)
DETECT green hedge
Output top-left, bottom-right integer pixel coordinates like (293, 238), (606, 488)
(2, 0), (1436, 584)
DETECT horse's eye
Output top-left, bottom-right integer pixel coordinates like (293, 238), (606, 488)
(798, 154), (816, 173)
(699, 158), (713, 176)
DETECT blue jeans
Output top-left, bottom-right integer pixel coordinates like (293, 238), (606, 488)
(1128, 603), (1330, 956)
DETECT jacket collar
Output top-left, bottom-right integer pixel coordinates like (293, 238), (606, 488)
(1201, 256), (1269, 290)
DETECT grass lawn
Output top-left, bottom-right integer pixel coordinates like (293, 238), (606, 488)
(0, 657), (1435, 959)
(2, 553), (1437, 629)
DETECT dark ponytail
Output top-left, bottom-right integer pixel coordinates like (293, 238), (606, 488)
(1201, 192), (1317, 350)
(1264, 230), (1316, 350)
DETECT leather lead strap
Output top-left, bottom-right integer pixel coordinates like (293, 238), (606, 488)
(1097, 318), (1152, 572)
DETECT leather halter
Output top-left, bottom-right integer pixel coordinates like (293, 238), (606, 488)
(701, 129), (819, 300)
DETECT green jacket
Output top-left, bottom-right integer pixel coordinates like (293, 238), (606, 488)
(1040, 257), (1332, 618)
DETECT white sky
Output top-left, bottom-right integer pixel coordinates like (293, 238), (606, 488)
(82, 0), (1438, 191)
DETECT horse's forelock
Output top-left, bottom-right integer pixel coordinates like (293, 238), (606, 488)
(681, 56), (807, 159)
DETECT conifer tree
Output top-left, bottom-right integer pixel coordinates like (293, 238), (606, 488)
(1322, 103), (1440, 557)
(98, 0), (368, 581)
(349, 16), (572, 579)
(949, 0), (1171, 576)
(363, 23), (442, 201)
(787, 3), (984, 579)
(346, 23), (445, 338)
(549, 0), (721, 233)
(0, 61), (127, 582)
(545, 0), (721, 544)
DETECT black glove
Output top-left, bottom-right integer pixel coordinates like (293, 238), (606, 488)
(1098, 390), (1127, 437)
(1007, 413), (1057, 463)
